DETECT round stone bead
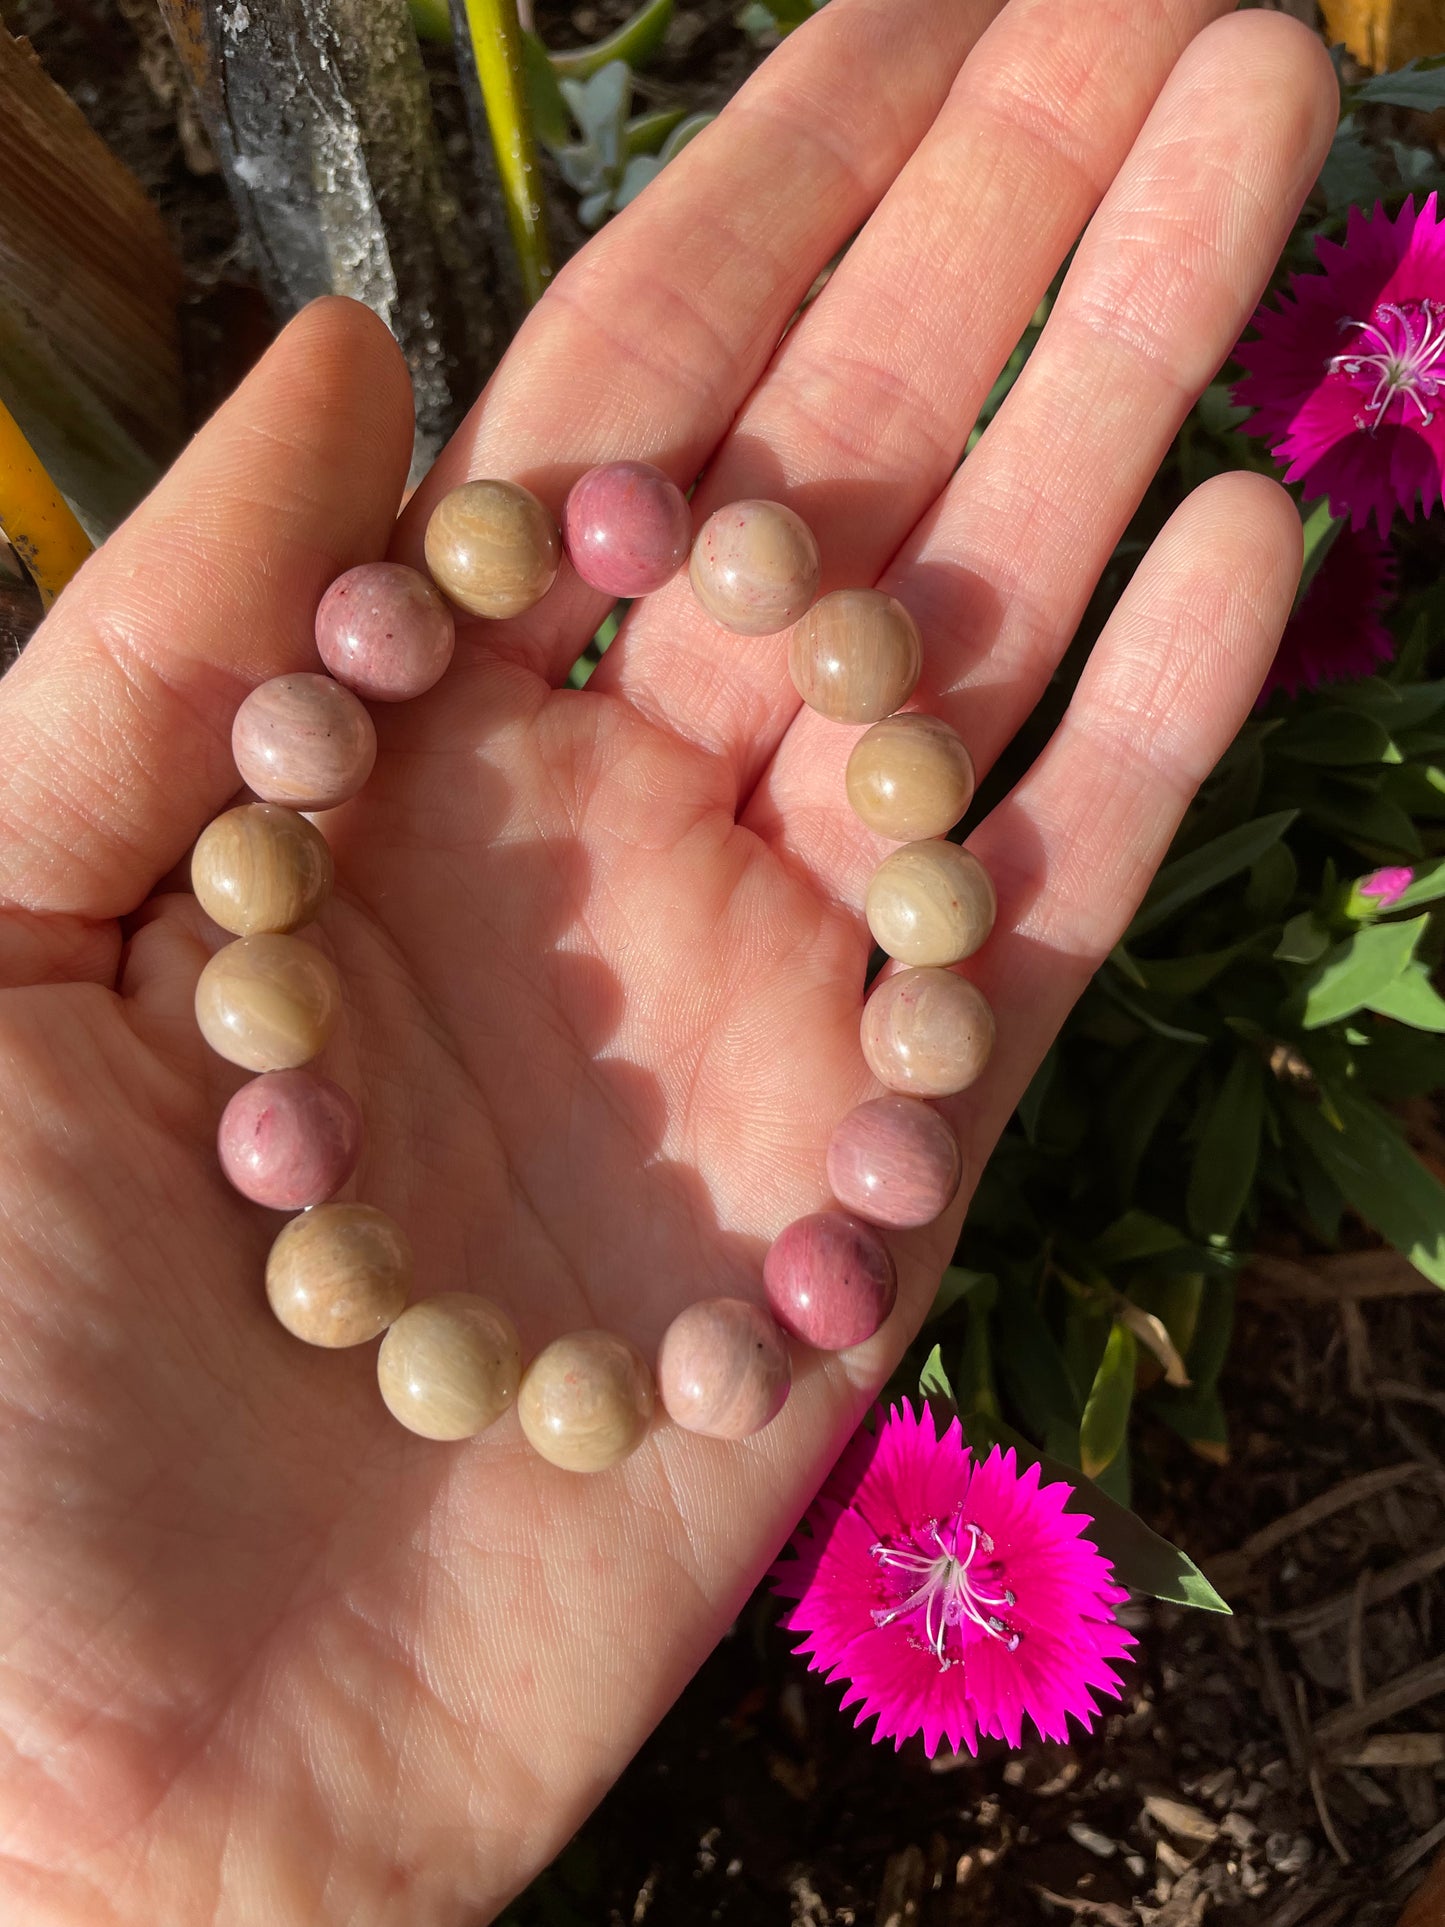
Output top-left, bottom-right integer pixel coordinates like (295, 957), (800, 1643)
(689, 499), (820, 636)
(845, 712), (976, 841)
(865, 839), (997, 968)
(562, 460), (692, 599)
(424, 478), (561, 620)
(518, 1330), (655, 1473)
(231, 673), (377, 812)
(194, 934), (342, 1072)
(217, 1069), (362, 1210)
(191, 803), (334, 937)
(265, 1202), (411, 1348)
(656, 1298), (791, 1440)
(826, 1095), (962, 1230)
(763, 1211), (897, 1351)
(860, 967), (995, 1099)
(314, 561), (456, 701)
(377, 1293), (522, 1441)
(788, 589), (922, 725)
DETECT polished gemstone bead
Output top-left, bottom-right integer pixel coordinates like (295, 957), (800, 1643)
(217, 1069), (362, 1210)
(231, 673), (377, 812)
(518, 1330), (655, 1473)
(788, 589), (922, 724)
(826, 1095), (962, 1230)
(424, 478), (561, 620)
(865, 840), (997, 968)
(656, 1298), (791, 1439)
(860, 967), (995, 1098)
(562, 460), (692, 598)
(377, 1293), (523, 1440)
(315, 561), (456, 701)
(191, 803), (334, 937)
(194, 934), (342, 1072)
(689, 499), (820, 636)
(845, 712), (976, 841)
(265, 1202), (410, 1348)
(763, 1211), (897, 1351)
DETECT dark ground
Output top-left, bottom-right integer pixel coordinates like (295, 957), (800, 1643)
(6, 0), (1445, 1920)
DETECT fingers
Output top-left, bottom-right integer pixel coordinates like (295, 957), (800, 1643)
(393, 0), (996, 682)
(749, 9), (1337, 891)
(0, 300), (414, 931)
(592, 0), (1233, 774)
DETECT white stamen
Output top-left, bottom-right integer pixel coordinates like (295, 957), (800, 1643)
(869, 1515), (1022, 1667)
(1330, 299), (1445, 434)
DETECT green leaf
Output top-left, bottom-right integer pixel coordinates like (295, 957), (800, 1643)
(1286, 1091), (1445, 1289)
(1137, 939), (1258, 997)
(996, 1281), (1081, 1436)
(548, 0), (672, 77)
(1354, 56), (1445, 112)
(1186, 1052), (1265, 1239)
(927, 1266), (995, 1324)
(1183, 1274), (1236, 1394)
(1318, 117), (1382, 212)
(1129, 812), (1298, 941)
(1090, 1210), (1190, 1269)
(1304, 788), (1424, 858)
(1152, 1384), (1229, 1462)
(521, 32), (573, 146)
(1099, 976), (1211, 1045)
(1107, 1040), (1197, 1201)
(1294, 498), (1345, 611)
(1368, 964), (1445, 1033)
(1245, 841), (1298, 918)
(919, 1343), (954, 1403)
(1016, 1045), (1057, 1146)
(1276, 910), (1331, 965)
(1079, 1322), (1137, 1479)
(1275, 707), (1394, 767)
(1302, 914), (1430, 1029)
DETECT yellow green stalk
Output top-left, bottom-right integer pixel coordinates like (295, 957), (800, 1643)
(0, 396), (92, 609)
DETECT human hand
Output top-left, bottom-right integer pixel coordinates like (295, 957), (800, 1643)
(0, 1), (1335, 1919)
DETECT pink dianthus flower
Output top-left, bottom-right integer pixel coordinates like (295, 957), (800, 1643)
(773, 1402), (1134, 1757)
(1259, 524), (1396, 703)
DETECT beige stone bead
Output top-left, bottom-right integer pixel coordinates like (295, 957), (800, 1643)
(860, 966), (995, 1098)
(689, 499), (820, 636)
(194, 934), (342, 1072)
(424, 479), (561, 619)
(788, 589), (923, 724)
(845, 713), (976, 841)
(265, 1203), (411, 1348)
(191, 803), (334, 937)
(865, 840), (997, 968)
(518, 1330), (655, 1473)
(377, 1293), (522, 1440)
(231, 673), (377, 812)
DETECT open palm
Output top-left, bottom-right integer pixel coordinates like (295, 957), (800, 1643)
(0, 2), (1334, 1920)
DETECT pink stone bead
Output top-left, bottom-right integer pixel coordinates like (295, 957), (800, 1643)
(232, 673), (377, 812)
(763, 1211), (897, 1352)
(562, 460), (692, 599)
(217, 1069), (362, 1210)
(656, 1298), (791, 1439)
(826, 1096), (962, 1231)
(314, 562), (455, 702)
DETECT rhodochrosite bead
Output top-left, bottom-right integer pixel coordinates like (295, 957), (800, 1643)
(763, 1211), (897, 1351)
(217, 1069), (362, 1210)
(788, 589), (922, 724)
(563, 460), (692, 598)
(845, 713), (976, 841)
(518, 1330), (655, 1472)
(265, 1202), (411, 1347)
(656, 1298), (791, 1439)
(689, 499), (820, 635)
(315, 561), (455, 701)
(195, 934), (342, 1072)
(191, 803), (334, 937)
(865, 840), (997, 968)
(424, 478), (561, 619)
(860, 967), (994, 1099)
(826, 1095), (961, 1230)
(232, 673), (377, 812)
(377, 1293), (522, 1440)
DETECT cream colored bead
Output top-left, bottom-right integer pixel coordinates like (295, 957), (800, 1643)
(518, 1330), (655, 1472)
(194, 934), (342, 1072)
(845, 713), (976, 841)
(424, 479), (560, 619)
(265, 1203), (411, 1348)
(377, 1294), (522, 1440)
(860, 966), (995, 1098)
(865, 840), (996, 967)
(191, 803), (333, 936)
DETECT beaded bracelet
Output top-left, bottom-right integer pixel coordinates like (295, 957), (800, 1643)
(190, 461), (996, 1473)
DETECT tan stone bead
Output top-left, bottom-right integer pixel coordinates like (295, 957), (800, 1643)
(860, 966), (995, 1098)
(518, 1330), (655, 1473)
(845, 713), (976, 841)
(865, 840), (997, 968)
(265, 1203), (411, 1348)
(689, 499), (820, 636)
(424, 479), (561, 619)
(377, 1293), (522, 1440)
(788, 589), (923, 724)
(191, 804), (334, 937)
(194, 934), (342, 1072)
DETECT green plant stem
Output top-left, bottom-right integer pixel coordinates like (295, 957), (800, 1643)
(1294, 496), (1345, 612)
(457, 0), (553, 305)
(548, 0), (672, 78)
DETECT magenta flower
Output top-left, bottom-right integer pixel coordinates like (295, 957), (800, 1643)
(772, 1402), (1134, 1757)
(1234, 195), (1445, 533)
(1360, 865), (1415, 908)
(1259, 524), (1396, 703)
